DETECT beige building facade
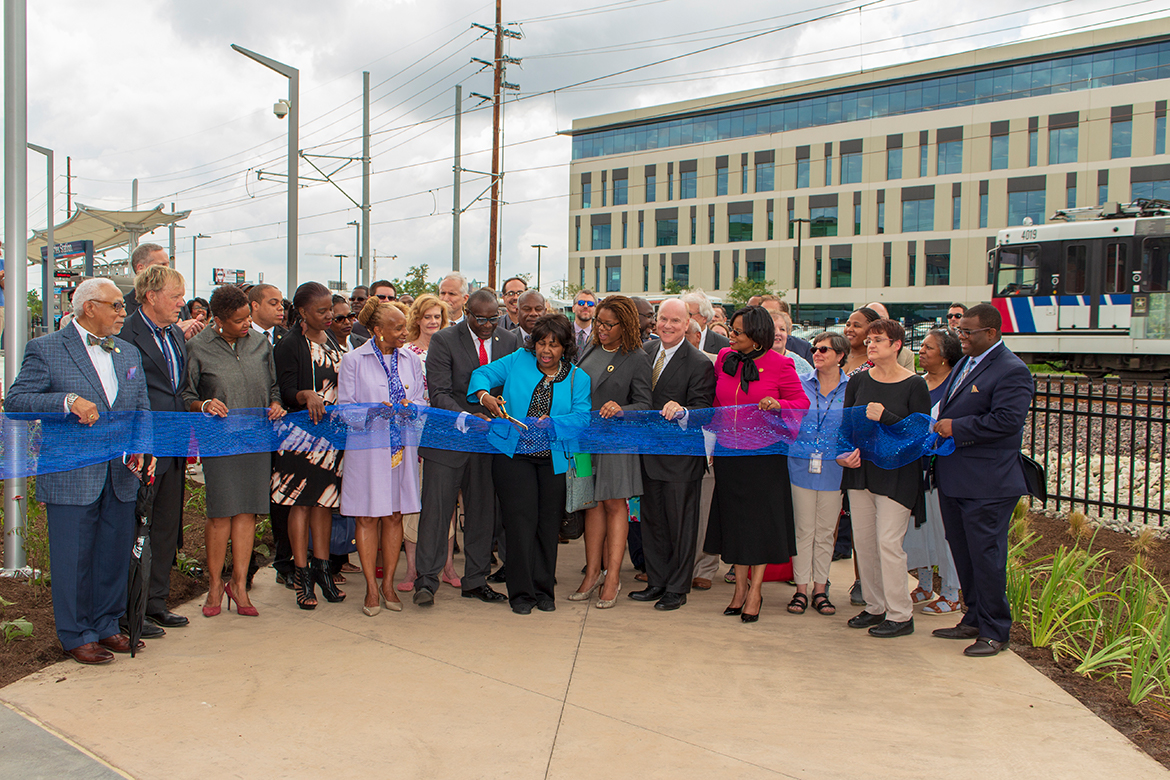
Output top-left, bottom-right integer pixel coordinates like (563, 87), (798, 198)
(565, 20), (1170, 326)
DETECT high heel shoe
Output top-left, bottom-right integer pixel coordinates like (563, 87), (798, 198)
(742, 596), (763, 623)
(311, 558), (346, 603)
(568, 574), (603, 602)
(595, 580), (622, 609)
(202, 584), (223, 617)
(295, 566), (317, 610)
(381, 591), (403, 612)
(723, 602), (744, 616)
(362, 593), (381, 617)
(225, 582), (259, 617)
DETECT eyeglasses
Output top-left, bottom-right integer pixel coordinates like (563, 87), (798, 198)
(502, 290), (523, 298)
(863, 337), (890, 346)
(336, 313), (358, 321)
(466, 313), (500, 326)
(375, 293), (396, 301)
(729, 327), (744, 337)
(956, 326), (993, 337)
(575, 300), (595, 307)
(349, 296), (367, 303)
(595, 319), (619, 331)
(946, 313), (964, 319)
(95, 300), (127, 312)
(812, 345), (838, 354)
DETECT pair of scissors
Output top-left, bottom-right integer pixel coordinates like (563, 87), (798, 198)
(495, 396), (529, 431)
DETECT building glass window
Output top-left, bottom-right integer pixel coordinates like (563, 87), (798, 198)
(660, 261), (666, 289)
(1008, 190), (1046, 225)
(709, 214), (716, 243)
(830, 256), (851, 288)
(747, 260), (766, 283)
(1028, 130), (1038, 167)
(1133, 180), (1170, 200)
(716, 168), (727, 196)
(887, 148), (902, 180)
(601, 181), (607, 207)
(643, 257), (649, 291)
(883, 254), (892, 287)
(825, 157), (833, 187)
(607, 266), (621, 292)
(937, 141), (962, 175)
(952, 196), (961, 229)
(575, 226), (581, 251)
(902, 199), (934, 232)
(768, 210), (775, 240)
(614, 178), (628, 206)
(646, 174), (656, 203)
(1099, 183), (1109, 206)
(787, 206), (795, 239)
(926, 252), (950, 285)
(755, 161), (774, 192)
(741, 165), (748, 194)
(919, 145), (928, 177)
(980, 193), (988, 228)
(908, 252), (917, 286)
(810, 206), (838, 237)
(815, 257), (822, 288)
(592, 224), (611, 250)
(854, 203), (861, 235)
(1066, 185), (1076, 209)
(991, 135), (1009, 170)
(1157, 116), (1167, 156)
(580, 264), (585, 287)
(680, 169), (697, 199)
(728, 213), (753, 242)
(1112, 119), (1132, 159)
(667, 172), (674, 201)
(673, 263), (688, 287)
(1105, 242), (1127, 294)
(690, 215), (697, 244)
(796, 159), (810, 189)
(638, 220), (644, 248)
(656, 218), (678, 246)
(1048, 126), (1078, 164)
(595, 264), (601, 291)
(877, 202), (885, 234)
(841, 152), (862, 184)
(622, 220), (628, 248)
(714, 257), (720, 290)
(582, 182), (591, 209)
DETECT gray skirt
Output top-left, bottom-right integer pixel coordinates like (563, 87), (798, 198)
(202, 452), (272, 518)
(592, 452), (642, 502)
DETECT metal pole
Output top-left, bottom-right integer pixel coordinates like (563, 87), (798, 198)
(192, 234), (207, 298)
(361, 71), (370, 287)
(348, 221), (360, 287)
(487, 0), (503, 289)
(169, 201), (176, 267)
(452, 84), (462, 272)
(334, 254), (346, 288)
(532, 244), (546, 291)
(794, 222), (803, 324)
(4, 0), (29, 573)
(28, 143), (52, 333)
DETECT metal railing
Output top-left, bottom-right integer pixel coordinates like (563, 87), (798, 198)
(1026, 375), (1168, 526)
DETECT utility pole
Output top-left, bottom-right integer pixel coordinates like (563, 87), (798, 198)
(452, 84), (461, 273)
(348, 220), (360, 287)
(334, 254), (346, 289)
(169, 201), (176, 267)
(66, 155), (72, 217)
(192, 233), (208, 298)
(361, 71), (371, 287)
(531, 244), (546, 291)
(791, 217), (811, 324)
(27, 143), (52, 334)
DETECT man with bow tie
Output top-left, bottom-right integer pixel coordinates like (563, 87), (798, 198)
(7, 278), (151, 665)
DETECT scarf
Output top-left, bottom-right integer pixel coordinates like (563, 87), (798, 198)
(722, 346), (767, 393)
(373, 346), (408, 468)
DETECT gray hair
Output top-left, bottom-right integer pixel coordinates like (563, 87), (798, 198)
(518, 289), (545, 307)
(131, 243), (166, 273)
(686, 319), (701, 335)
(681, 289), (714, 322)
(72, 278), (120, 315)
(440, 272), (468, 295)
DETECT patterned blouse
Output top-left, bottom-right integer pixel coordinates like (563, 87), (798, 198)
(520, 360), (571, 458)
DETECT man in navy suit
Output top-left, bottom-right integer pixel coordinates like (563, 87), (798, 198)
(932, 303), (1034, 657)
(7, 278), (151, 665)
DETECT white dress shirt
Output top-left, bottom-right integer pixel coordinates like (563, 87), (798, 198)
(698, 326), (710, 352)
(251, 322), (277, 345)
(471, 330), (493, 362)
(73, 319), (118, 406)
(655, 338), (685, 375)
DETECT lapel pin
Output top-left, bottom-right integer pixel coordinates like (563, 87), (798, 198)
(606, 365), (614, 372)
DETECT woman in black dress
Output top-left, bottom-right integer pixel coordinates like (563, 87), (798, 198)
(272, 282), (346, 609)
(837, 318), (930, 638)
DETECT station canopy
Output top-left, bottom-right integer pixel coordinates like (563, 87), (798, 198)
(25, 203), (191, 264)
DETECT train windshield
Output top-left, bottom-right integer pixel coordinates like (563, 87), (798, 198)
(1142, 237), (1170, 292)
(995, 245), (1040, 297)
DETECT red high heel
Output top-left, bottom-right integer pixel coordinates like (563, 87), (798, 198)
(225, 582), (259, 617)
(202, 583), (223, 617)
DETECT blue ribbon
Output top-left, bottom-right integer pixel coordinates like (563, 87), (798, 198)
(0, 404), (954, 480)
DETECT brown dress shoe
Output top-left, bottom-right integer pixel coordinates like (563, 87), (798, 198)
(97, 634), (144, 654)
(692, 577), (712, 590)
(634, 572), (648, 582)
(67, 642), (114, 665)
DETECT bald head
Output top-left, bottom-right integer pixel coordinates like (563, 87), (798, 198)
(865, 301), (890, 319)
(517, 289), (546, 332)
(657, 299), (689, 349)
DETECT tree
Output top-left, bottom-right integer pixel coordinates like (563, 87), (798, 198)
(549, 280), (582, 301)
(662, 278), (692, 295)
(27, 289), (42, 325)
(390, 264), (437, 299)
(726, 277), (785, 308)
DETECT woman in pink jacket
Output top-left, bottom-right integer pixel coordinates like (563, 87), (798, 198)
(338, 299), (428, 616)
(704, 305), (810, 623)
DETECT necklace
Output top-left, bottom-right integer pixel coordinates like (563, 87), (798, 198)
(601, 344), (618, 353)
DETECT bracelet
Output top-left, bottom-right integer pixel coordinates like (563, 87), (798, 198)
(201, 400), (214, 417)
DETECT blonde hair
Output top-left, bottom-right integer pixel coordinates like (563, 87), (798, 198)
(407, 293), (448, 340)
(133, 264), (185, 301)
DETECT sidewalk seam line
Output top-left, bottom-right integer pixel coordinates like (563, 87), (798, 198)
(545, 598), (591, 780)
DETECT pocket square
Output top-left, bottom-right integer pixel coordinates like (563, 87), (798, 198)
(970, 384), (979, 393)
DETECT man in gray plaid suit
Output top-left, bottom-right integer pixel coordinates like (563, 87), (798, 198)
(7, 278), (151, 665)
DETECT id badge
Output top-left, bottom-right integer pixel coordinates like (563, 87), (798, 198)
(809, 451), (823, 474)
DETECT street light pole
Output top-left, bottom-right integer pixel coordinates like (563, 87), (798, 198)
(348, 220), (360, 288)
(790, 217), (812, 324)
(531, 244), (547, 291)
(192, 234), (208, 298)
(334, 254), (346, 289)
(232, 44), (299, 291)
(27, 142), (53, 333)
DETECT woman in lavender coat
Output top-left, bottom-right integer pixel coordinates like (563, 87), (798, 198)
(338, 299), (427, 616)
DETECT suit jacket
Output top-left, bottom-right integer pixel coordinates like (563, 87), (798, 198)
(787, 335), (814, 363)
(702, 328), (730, 356)
(6, 325), (150, 505)
(933, 342), (1034, 500)
(125, 309), (188, 475)
(577, 343), (652, 411)
(641, 339), (716, 483)
(421, 320), (520, 467)
(124, 289), (191, 322)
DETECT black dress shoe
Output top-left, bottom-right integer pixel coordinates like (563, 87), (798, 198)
(723, 604), (743, 616)
(145, 610), (189, 628)
(628, 585), (666, 602)
(275, 570), (295, 590)
(512, 602), (534, 615)
(654, 592), (687, 611)
(536, 599), (556, 612)
(964, 637), (1009, 657)
(413, 588), (434, 607)
(139, 621), (166, 639)
(487, 566), (507, 584)
(461, 584), (508, 603)
(847, 610), (886, 628)
(869, 618), (914, 638)
(932, 623), (981, 640)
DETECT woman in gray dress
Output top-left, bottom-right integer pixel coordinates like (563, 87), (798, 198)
(569, 295), (652, 608)
(184, 285), (285, 617)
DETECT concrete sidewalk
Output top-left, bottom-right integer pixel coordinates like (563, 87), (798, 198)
(0, 545), (1164, 780)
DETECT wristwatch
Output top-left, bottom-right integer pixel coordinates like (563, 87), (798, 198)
(64, 392), (79, 411)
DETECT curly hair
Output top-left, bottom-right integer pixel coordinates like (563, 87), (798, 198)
(729, 305), (775, 351)
(926, 328), (963, 367)
(528, 313), (577, 362)
(406, 293), (448, 340)
(593, 295), (642, 353)
(209, 285), (249, 321)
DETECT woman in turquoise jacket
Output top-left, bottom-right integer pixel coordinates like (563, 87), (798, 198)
(468, 314), (592, 615)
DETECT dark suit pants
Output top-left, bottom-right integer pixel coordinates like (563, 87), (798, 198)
(641, 476), (701, 594)
(492, 454), (564, 608)
(270, 504), (293, 576)
(45, 474), (135, 651)
(939, 493), (1016, 643)
(146, 458), (185, 614)
(416, 453), (495, 593)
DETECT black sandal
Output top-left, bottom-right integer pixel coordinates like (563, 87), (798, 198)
(787, 592), (808, 614)
(295, 566), (317, 610)
(811, 592), (836, 615)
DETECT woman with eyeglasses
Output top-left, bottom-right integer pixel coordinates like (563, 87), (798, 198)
(786, 331), (851, 616)
(570, 295), (652, 608)
(329, 295), (364, 351)
(903, 328), (964, 615)
(836, 319), (930, 638)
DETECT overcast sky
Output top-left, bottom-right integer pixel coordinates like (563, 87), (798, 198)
(6, 0), (1168, 298)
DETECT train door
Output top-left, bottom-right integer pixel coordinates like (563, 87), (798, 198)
(1058, 241), (1092, 329)
(1097, 239), (1131, 329)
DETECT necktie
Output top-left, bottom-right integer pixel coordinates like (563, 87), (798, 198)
(268, 330), (275, 345)
(87, 334), (116, 353)
(651, 347), (666, 389)
(949, 358), (974, 401)
(478, 338), (489, 366)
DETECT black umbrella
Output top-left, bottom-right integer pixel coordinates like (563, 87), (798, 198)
(126, 455), (158, 658)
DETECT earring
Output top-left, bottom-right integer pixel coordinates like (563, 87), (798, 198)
(379, 335), (384, 342)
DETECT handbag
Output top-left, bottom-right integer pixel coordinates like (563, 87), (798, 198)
(563, 368), (597, 513)
(329, 514), (357, 556)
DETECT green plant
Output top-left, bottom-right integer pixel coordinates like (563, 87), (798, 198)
(15, 480), (52, 587)
(1067, 510), (1091, 542)
(662, 278), (691, 294)
(185, 483), (206, 517)
(388, 264), (439, 299)
(549, 280), (583, 301)
(1025, 545), (1113, 654)
(175, 551), (203, 578)
(0, 618), (34, 642)
(254, 516), (272, 558)
(726, 277), (782, 308)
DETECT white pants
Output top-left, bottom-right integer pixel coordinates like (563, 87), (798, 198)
(790, 485), (842, 586)
(692, 469), (720, 580)
(848, 489), (914, 622)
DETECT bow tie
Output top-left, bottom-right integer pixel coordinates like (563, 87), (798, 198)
(86, 334), (117, 353)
